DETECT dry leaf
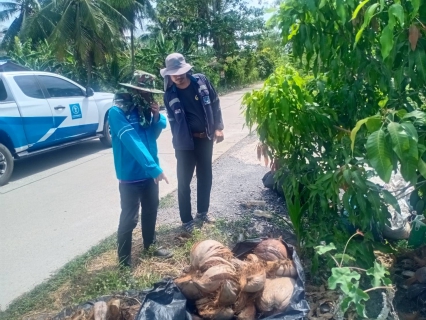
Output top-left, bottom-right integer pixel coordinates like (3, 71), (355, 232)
(409, 25), (420, 51)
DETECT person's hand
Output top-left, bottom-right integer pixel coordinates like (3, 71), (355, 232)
(154, 172), (169, 184)
(151, 102), (160, 122)
(214, 130), (224, 143)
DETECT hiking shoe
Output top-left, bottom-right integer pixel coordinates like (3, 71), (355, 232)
(152, 248), (173, 259)
(182, 220), (195, 233)
(195, 212), (216, 224)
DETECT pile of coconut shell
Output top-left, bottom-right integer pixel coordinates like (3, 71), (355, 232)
(50, 297), (141, 320)
(175, 238), (298, 319)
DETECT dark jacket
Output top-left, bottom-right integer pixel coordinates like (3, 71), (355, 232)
(164, 73), (224, 150)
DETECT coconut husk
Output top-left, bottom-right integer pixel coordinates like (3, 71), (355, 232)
(196, 297), (214, 310)
(231, 258), (247, 271)
(194, 264), (237, 293)
(265, 259), (297, 279)
(216, 279), (239, 306)
(121, 304), (140, 320)
(175, 274), (204, 300)
(236, 303), (256, 320)
(254, 238), (288, 261)
(199, 307), (234, 320)
(191, 240), (233, 270)
(197, 296), (233, 320)
(200, 257), (235, 273)
(240, 255), (266, 293)
(234, 292), (258, 314)
(247, 254), (260, 263)
(256, 277), (295, 316)
(244, 271), (266, 293)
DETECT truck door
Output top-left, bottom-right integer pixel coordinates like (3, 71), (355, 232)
(37, 75), (99, 142)
(0, 77), (29, 153)
(12, 75), (57, 151)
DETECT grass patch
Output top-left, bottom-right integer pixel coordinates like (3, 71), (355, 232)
(1, 212), (283, 320)
(158, 193), (175, 209)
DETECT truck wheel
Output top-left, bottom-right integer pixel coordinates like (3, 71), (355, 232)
(99, 119), (112, 148)
(0, 143), (14, 186)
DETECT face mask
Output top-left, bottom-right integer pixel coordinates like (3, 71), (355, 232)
(131, 93), (152, 128)
(114, 93), (134, 113)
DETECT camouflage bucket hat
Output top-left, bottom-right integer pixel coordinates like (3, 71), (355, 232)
(119, 70), (164, 94)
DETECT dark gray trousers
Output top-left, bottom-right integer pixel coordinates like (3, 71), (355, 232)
(117, 179), (159, 265)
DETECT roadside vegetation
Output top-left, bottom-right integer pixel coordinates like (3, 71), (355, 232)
(244, 0), (426, 317)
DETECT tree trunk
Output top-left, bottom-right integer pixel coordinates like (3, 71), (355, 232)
(86, 55), (93, 87)
(131, 27), (135, 74)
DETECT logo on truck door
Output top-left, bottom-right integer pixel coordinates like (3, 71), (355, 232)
(70, 103), (82, 119)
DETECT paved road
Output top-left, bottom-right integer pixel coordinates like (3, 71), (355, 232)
(0, 85), (259, 310)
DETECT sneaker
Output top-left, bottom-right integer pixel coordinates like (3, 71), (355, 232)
(182, 220), (195, 233)
(152, 248), (173, 259)
(195, 212), (216, 224)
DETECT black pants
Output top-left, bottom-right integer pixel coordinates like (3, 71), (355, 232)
(117, 179), (159, 264)
(175, 137), (214, 223)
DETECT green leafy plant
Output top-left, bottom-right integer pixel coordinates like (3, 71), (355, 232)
(315, 231), (393, 318)
(243, 65), (395, 265)
(244, 0), (426, 265)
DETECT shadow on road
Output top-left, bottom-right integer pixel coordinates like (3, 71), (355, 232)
(9, 140), (110, 183)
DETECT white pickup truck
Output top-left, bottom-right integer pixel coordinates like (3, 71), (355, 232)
(0, 71), (114, 186)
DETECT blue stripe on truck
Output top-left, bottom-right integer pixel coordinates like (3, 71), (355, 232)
(0, 116), (99, 153)
(0, 116), (28, 149)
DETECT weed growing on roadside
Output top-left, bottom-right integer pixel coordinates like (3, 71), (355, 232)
(315, 230), (394, 318)
(159, 194), (175, 209)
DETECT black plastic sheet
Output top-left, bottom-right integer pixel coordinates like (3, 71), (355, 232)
(262, 171), (284, 196)
(136, 278), (192, 320)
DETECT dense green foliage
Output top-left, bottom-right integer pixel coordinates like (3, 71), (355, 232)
(243, 1), (426, 316)
(0, 0), (282, 90)
(244, 0), (426, 267)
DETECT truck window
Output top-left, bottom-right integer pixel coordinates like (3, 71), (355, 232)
(38, 76), (84, 98)
(14, 75), (45, 99)
(0, 80), (7, 101)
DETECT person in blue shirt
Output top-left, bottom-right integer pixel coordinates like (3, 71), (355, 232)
(109, 71), (172, 267)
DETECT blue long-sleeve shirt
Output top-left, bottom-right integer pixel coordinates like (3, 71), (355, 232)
(109, 106), (166, 181)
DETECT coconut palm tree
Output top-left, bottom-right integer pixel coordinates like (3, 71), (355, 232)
(22, 0), (130, 85)
(0, 0), (41, 49)
(109, 0), (156, 74)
